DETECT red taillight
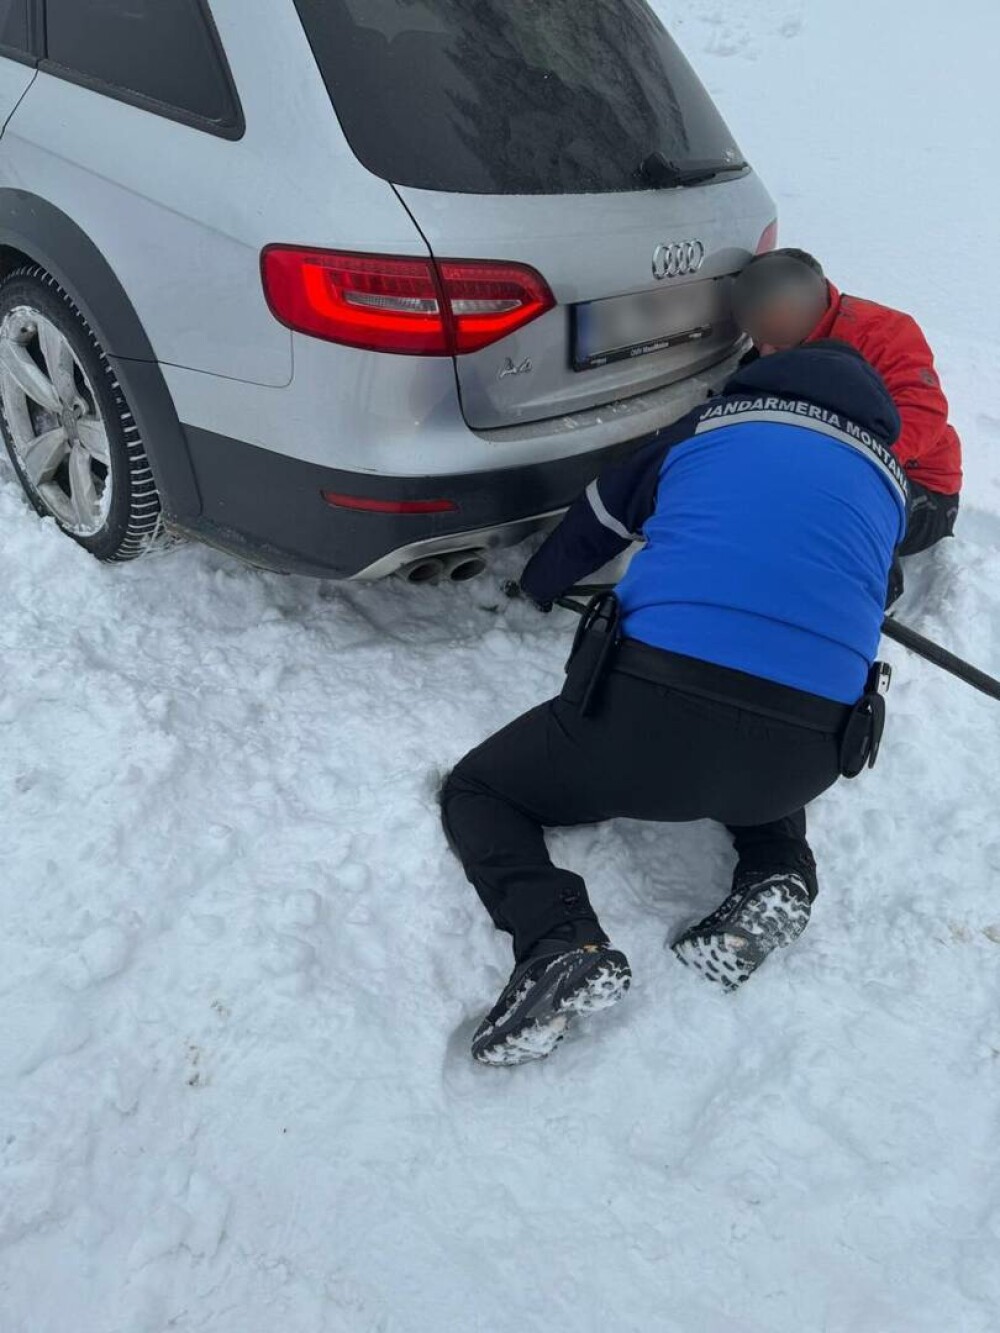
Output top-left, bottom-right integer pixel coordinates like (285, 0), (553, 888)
(261, 247), (554, 356)
(262, 249), (447, 354)
(755, 220), (779, 255)
(436, 260), (554, 353)
(321, 491), (458, 515)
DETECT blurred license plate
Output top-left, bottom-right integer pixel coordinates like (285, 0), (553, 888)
(572, 281), (721, 372)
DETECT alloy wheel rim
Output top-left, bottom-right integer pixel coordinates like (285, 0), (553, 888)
(0, 305), (113, 536)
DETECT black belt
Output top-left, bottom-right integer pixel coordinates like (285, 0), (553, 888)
(613, 638), (852, 734)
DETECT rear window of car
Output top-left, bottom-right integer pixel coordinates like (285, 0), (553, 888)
(292, 0), (743, 195)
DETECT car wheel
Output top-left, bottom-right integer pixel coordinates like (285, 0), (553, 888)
(0, 265), (162, 560)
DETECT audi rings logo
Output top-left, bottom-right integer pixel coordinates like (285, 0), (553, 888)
(652, 240), (705, 280)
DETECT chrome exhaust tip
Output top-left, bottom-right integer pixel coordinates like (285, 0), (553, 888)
(442, 551), (488, 583)
(395, 549), (488, 585)
(399, 556), (446, 585)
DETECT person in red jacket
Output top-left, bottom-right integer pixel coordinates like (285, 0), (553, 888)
(731, 249), (961, 563)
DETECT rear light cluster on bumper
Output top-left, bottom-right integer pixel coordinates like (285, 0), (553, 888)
(261, 247), (555, 356)
(321, 491), (457, 515)
(756, 219), (779, 254)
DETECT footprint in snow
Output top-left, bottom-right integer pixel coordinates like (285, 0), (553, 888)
(127, 1170), (231, 1270)
(55, 922), (133, 992)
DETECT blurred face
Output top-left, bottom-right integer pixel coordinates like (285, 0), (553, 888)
(740, 295), (825, 356)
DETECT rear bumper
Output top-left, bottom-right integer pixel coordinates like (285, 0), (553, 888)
(173, 342), (748, 580)
(175, 424), (645, 579)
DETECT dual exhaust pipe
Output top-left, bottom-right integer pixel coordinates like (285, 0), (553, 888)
(397, 549), (488, 586)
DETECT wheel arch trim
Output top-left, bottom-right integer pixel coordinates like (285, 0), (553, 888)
(0, 189), (201, 517)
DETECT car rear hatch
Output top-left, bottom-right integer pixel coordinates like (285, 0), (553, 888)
(395, 182), (773, 429)
(293, 0), (777, 430)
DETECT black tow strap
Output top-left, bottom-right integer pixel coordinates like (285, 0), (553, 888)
(881, 617), (1000, 703)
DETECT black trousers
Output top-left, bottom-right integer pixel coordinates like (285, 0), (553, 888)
(442, 646), (847, 961)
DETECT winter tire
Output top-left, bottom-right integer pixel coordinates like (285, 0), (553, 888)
(0, 266), (161, 560)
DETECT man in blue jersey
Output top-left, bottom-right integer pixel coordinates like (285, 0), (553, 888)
(441, 341), (906, 1066)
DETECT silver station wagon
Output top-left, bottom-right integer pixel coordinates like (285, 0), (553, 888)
(0, 0), (775, 581)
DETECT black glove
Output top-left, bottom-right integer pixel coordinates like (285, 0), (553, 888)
(885, 558), (904, 609)
(502, 579), (551, 613)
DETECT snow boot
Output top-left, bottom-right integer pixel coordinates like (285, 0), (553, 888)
(472, 929), (631, 1067)
(671, 870), (812, 991)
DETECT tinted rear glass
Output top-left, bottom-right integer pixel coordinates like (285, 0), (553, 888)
(293, 0), (743, 194)
(45, 0), (239, 129)
(0, 0), (28, 52)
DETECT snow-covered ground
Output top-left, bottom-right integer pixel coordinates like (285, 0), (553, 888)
(3, 3), (1000, 1330)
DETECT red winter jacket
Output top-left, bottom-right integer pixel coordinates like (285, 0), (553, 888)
(805, 284), (962, 494)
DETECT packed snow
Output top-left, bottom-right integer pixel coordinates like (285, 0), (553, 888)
(3, 2), (1000, 1330)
